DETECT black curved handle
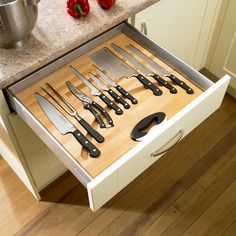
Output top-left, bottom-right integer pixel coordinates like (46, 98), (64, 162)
(99, 93), (123, 115)
(92, 101), (114, 127)
(107, 89), (130, 109)
(134, 74), (162, 96)
(168, 74), (194, 94)
(116, 85), (138, 104)
(72, 129), (100, 158)
(84, 104), (106, 129)
(79, 118), (104, 143)
(152, 74), (177, 94)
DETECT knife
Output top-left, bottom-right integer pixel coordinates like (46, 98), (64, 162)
(90, 47), (162, 96)
(111, 43), (177, 94)
(70, 66), (123, 115)
(126, 44), (194, 94)
(89, 73), (130, 109)
(94, 67), (138, 105)
(35, 93), (100, 158)
(41, 84), (104, 143)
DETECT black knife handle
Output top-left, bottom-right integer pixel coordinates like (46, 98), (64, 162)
(72, 129), (100, 158)
(99, 93), (123, 115)
(116, 85), (138, 104)
(152, 74), (177, 94)
(134, 74), (162, 96)
(107, 89), (130, 109)
(79, 118), (104, 143)
(92, 101), (114, 127)
(84, 104), (106, 129)
(168, 74), (194, 94)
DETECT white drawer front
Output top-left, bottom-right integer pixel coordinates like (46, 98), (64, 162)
(87, 75), (230, 211)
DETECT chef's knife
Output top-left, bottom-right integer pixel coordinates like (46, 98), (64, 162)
(111, 43), (177, 94)
(89, 73), (130, 109)
(70, 66), (123, 115)
(90, 47), (162, 96)
(126, 44), (194, 94)
(35, 93), (100, 158)
(94, 67), (138, 104)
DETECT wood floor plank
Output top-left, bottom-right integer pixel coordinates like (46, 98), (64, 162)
(142, 183), (204, 236)
(223, 222), (236, 236)
(183, 180), (236, 236)
(161, 160), (236, 236)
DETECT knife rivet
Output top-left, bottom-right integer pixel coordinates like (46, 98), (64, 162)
(118, 96), (120, 99)
(93, 149), (97, 152)
(96, 113), (99, 116)
(102, 95), (105, 98)
(148, 83), (151, 85)
(173, 76), (176, 79)
(180, 82), (183, 85)
(85, 141), (88, 144)
(126, 93), (128, 95)
(110, 102), (113, 105)
(165, 82), (167, 85)
(78, 133), (81, 136)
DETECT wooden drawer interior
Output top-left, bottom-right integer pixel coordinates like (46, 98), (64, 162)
(15, 33), (203, 178)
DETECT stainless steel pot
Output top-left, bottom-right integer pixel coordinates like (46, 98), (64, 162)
(0, 0), (40, 48)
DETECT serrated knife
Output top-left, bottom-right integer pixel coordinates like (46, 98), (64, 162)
(89, 73), (130, 109)
(111, 43), (177, 94)
(90, 47), (162, 96)
(35, 93), (100, 158)
(94, 67), (138, 104)
(70, 66), (123, 115)
(126, 44), (194, 94)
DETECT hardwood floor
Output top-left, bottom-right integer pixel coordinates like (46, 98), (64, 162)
(0, 94), (235, 236)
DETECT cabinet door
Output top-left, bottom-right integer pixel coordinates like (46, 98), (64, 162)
(134, 0), (219, 69)
(208, 0), (236, 92)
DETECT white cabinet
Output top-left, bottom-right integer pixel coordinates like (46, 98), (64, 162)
(133, 0), (222, 70)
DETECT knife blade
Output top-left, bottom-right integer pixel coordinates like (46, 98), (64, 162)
(70, 66), (123, 115)
(94, 67), (138, 104)
(89, 73), (130, 109)
(90, 47), (162, 96)
(35, 93), (100, 158)
(126, 44), (194, 94)
(111, 43), (177, 94)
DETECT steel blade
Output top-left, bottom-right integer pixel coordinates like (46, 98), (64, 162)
(66, 81), (93, 104)
(90, 47), (136, 79)
(94, 67), (117, 87)
(70, 66), (101, 96)
(111, 43), (152, 76)
(36, 93), (75, 135)
(89, 73), (109, 91)
(126, 44), (171, 76)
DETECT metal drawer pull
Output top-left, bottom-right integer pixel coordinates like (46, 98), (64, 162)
(151, 129), (184, 157)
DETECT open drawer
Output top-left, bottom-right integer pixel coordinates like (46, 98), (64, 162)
(5, 22), (230, 211)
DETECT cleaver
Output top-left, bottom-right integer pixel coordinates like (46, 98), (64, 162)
(90, 47), (162, 96)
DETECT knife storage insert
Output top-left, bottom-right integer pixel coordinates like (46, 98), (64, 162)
(15, 33), (203, 178)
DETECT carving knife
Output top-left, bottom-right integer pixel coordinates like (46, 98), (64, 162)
(126, 44), (194, 94)
(35, 93), (100, 158)
(70, 66), (123, 115)
(111, 43), (177, 94)
(94, 66), (138, 105)
(90, 47), (162, 96)
(89, 72), (130, 109)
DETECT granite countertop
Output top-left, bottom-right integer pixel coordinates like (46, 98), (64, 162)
(0, 0), (159, 89)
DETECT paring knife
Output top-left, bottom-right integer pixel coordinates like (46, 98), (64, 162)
(94, 66), (138, 104)
(66, 81), (114, 128)
(35, 93), (100, 158)
(70, 66), (123, 115)
(41, 83), (104, 143)
(126, 44), (194, 94)
(90, 47), (162, 96)
(111, 43), (177, 94)
(89, 73), (130, 109)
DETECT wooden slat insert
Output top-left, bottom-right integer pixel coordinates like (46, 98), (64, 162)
(16, 33), (203, 178)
